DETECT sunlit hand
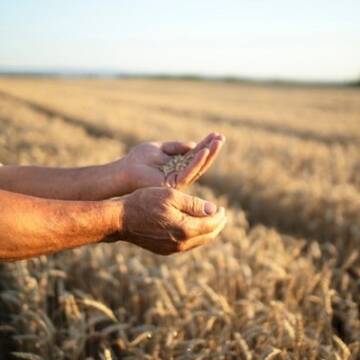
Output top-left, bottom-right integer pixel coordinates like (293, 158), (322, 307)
(114, 187), (227, 255)
(119, 133), (225, 192)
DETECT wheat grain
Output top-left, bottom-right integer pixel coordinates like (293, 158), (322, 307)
(160, 153), (194, 176)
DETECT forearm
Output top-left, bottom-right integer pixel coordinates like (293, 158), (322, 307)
(0, 162), (129, 200)
(0, 189), (123, 261)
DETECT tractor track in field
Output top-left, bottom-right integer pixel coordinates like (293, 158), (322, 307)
(0, 89), (359, 252)
(101, 95), (358, 146)
(0, 89), (141, 149)
(1, 89), (358, 147)
(152, 105), (359, 146)
(0, 90), (115, 140)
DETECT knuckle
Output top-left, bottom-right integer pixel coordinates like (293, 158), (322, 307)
(154, 196), (173, 215)
(192, 198), (202, 214)
(132, 188), (144, 199)
(189, 199), (196, 214)
(157, 209), (172, 228)
(149, 141), (158, 146)
(166, 224), (186, 241)
(202, 220), (213, 233)
(183, 225), (194, 240)
(157, 202), (168, 214)
(183, 197), (196, 214)
(178, 217), (192, 240)
(161, 187), (176, 200)
(174, 241), (186, 253)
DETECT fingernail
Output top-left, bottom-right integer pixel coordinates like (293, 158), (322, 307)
(204, 202), (217, 215)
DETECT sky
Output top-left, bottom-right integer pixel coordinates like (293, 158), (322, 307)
(0, 0), (359, 82)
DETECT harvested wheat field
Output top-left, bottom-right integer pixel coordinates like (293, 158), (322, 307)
(0, 77), (359, 360)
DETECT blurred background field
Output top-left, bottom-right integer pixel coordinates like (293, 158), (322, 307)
(0, 77), (359, 359)
(1, 0), (360, 359)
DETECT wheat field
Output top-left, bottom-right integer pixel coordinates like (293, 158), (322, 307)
(0, 77), (359, 360)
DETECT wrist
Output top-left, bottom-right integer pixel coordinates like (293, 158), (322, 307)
(100, 198), (125, 243)
(102, 157), (132, 197)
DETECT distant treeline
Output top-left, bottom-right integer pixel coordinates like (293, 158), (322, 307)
(349, 78), (360, 87)
(144, 74), (360, 88)
(0, 70), (359, 88)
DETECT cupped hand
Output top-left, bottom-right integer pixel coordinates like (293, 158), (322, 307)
(116, 187), (227, 255)
(120, 133), (225, 192)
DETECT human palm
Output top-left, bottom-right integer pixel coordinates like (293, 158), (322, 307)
(123, 133), (224, 191)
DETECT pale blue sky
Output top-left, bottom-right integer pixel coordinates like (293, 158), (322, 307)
(0, 0), (359, 81)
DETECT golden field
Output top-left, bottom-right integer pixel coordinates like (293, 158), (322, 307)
(0, 77), (359, 359)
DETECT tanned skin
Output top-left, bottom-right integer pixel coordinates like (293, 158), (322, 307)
(0, 133), (224, 200)
(0, 134), (227, 261)
(0, 187), (226, 261)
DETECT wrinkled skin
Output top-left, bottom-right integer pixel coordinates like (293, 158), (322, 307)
(117, 187), (227, 255)
(120, 133), (225, 192)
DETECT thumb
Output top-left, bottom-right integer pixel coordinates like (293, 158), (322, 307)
(175, 192), (217, 217)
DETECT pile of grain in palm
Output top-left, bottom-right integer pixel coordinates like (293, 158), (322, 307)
(160, 153), (194, 176)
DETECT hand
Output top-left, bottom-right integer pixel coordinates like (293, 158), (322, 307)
(117, 133), (225, 193)
(116, 187), (227, 255)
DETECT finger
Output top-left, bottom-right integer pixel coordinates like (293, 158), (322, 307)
(165, 172), (178, 188)
(161, 141), (196, 155)
(155, 152), (171, 165)
(179, 207), (226, 239)
(129, 235), (177, 256)
(176, 148), (210, 186)
(173, 191), (218, 217)
(192, 138), (224, 182)
(177, 216), (228, 252)
(190, 132), (224, 153)
(146, 142), (172, 165)
(190, 133), (218, 153)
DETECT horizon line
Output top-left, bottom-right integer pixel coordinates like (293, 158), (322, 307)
(0, 67), (359, 87)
